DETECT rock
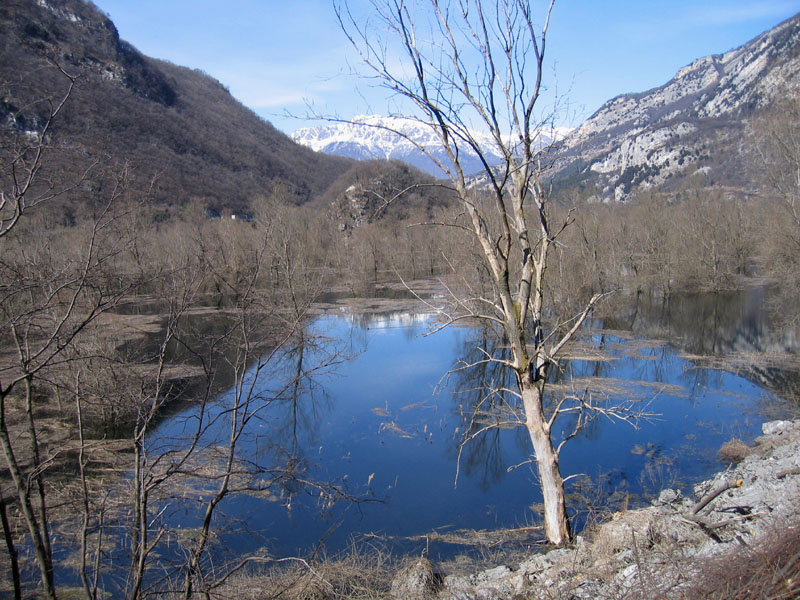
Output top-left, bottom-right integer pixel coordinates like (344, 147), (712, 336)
(518, 554), (553, 575)
(591, 509), (656, 555)
(437, 419), (800, 600)
(441, 574), (474, 600)
(656, 488), (683, 505)
(391, 557), (440, 599)
(473, 565), (512, 583)
(762, 420), (793, 436)
(441, 576), (498, 600)
(440, 565), (516, 600)
(543, 548), (572, 563)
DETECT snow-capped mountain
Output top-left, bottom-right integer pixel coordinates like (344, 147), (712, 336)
(292, 115), (571, 178)
(293, 13), (800, 200)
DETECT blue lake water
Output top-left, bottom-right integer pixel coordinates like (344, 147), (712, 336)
(149, 293), (798, 560)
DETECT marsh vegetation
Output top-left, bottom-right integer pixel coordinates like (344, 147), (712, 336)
(3, 2), (800, 597)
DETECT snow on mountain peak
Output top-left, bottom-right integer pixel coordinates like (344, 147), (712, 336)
(291, 114), (570, 177)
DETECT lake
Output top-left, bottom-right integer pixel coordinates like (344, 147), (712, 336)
(148, 288), (800, 560)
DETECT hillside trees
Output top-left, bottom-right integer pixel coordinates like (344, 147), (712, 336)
(754, 98), (800, 323)
(562, 191), (757, 299)
(0, 60), (77, 238)
(336, 0), (644, 545)
(0, 114), (353, 597)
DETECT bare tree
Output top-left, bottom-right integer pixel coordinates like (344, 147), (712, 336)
(0, 157), (137, 599)
(335, 0), (645, 545)
(753, 98), (800, 323)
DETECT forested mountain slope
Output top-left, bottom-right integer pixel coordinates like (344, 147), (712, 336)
(0, 0), (353, 215)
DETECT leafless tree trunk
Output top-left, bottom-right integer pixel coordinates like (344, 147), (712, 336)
(0, 60), (86, 599)
(0, 177), (131, 597)
(0, 485), (22, 600)
(336, 0), (639, 545)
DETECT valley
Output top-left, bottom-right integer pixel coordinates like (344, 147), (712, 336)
(1, 1), (800, 599)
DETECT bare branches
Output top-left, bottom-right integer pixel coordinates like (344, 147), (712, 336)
(547, 291), (607, 358)
(337, 0), (616, 545)
(0, 60), (78, 239)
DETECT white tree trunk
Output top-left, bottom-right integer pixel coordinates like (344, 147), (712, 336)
(521, 376), (570, 546)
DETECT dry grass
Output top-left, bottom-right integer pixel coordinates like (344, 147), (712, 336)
(548, 375), (685, 399)
(212, 533), (538, 599)
(403, 525), (543, 549)
(680, 351), (800, 374)
(558, 339), (620, 363)
(676, 519), (800, 600)
(717, 437), (753, 463)
(213, 545), (395, 599)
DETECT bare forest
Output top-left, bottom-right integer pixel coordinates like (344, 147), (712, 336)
(2, 2), (800, 599)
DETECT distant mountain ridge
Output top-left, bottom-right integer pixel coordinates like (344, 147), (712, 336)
(294, 14), (800, 200)
(5, 0), (797, 216)
(292, 115), (571, 178)
(549, 12), (800, 201)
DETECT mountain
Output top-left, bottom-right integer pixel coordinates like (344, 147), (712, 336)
(292, 115), (571, 178)
(295, 14), (800, 201)
(0, 0), (352, 215)
(549, 12), (800, 202)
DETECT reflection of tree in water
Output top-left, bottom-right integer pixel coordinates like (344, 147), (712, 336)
(458, 427), (509, 490)
(243, 326), (344, 505)
(446, 324), (526, 489)
(603, 289), (800, 406)
(447, 324), (639, 489)
(278, 331), (331, 448)
(605, 290), (767, 354)
(350, 310), (433, 342)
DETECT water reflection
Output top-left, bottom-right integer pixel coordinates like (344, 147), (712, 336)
(603, 289), (800, 405)
(446, 324), (532, 490)
(146, 291), (798, 561)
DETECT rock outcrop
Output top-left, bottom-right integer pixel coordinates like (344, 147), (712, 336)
(416, 419), (800, 599)
(549, 13), (800, 202)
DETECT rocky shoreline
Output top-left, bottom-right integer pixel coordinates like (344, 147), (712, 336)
(391, 420), (800, 599)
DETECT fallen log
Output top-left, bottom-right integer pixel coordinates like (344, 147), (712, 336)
(777, 467), (800, 479)
(691, 479), (743, 515)
(685, 511), (764, 531)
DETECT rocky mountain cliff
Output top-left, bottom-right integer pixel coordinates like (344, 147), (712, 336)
(0, 0), (352, 214)
(550, 12), (800, 202)
(296, 13), (800, 200)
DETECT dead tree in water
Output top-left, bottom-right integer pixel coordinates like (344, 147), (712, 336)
(337, 0), (645, 545)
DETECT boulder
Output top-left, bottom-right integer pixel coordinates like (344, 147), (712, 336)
(762, 420), (794, 436)
(391, 557), (440, 599)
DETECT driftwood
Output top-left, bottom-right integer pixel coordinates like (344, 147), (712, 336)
(684, 479), (746, 541)
(777, 467), (800, 479)
(691, 479), (743, 515)
(685, 511), (764, 531)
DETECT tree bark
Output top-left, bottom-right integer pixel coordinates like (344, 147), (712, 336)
(521, 377), (570, 546)
(0, 489), (22, 600)
(0, 387), (57, 599)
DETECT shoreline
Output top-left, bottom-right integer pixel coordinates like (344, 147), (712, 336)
(391, 419), (800, 599)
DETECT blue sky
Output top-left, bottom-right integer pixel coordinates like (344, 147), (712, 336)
(90, 0), (800, 134)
